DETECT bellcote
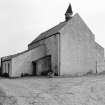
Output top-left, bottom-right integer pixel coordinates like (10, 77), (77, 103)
(65, 4), (73, 21)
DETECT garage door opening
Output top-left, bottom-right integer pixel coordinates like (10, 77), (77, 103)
(32, 55), (52, 76)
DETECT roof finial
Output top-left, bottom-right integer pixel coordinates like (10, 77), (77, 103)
(65, 4), (73, 21)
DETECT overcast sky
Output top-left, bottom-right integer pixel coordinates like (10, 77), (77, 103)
(0, 0), (105, 57)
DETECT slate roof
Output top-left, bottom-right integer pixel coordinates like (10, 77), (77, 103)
(1, 21), (67, 61)
(1, 50), (29, 61)
(29, 21), (67, 45)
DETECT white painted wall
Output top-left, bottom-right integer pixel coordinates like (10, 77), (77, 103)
(60, 13), (96, 76)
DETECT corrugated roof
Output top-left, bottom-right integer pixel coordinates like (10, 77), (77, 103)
(29, 21), (67, 45)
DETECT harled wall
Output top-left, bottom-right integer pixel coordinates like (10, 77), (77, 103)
(95, 42), (105, 73)
(11, 34), (59, 77)
(60, 14), (96, 76)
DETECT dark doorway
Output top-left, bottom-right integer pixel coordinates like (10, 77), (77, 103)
(32, 62), (37, 75)
(32, 55), (51, 76)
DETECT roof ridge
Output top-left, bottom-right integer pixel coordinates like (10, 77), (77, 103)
(28, 21), (67, 45)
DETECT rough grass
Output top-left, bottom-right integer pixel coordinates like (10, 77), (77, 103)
(0, 75), (105, 105)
